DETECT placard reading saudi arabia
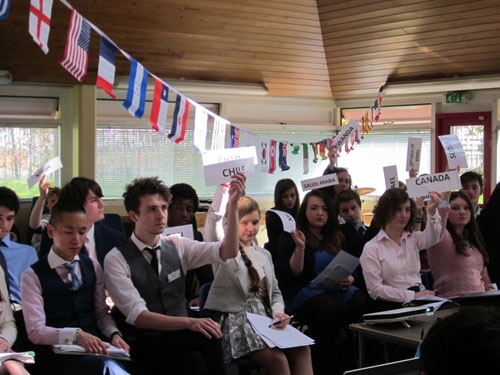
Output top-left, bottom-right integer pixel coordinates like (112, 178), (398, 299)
(301, 174), (339, 192)
(203, 157), (255, 186)
(28, 156), (63, 189)
(406, 170), (461, 198)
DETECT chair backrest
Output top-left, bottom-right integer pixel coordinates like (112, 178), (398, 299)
(102, 213), (125, 237)
(198, 282), (212, 318)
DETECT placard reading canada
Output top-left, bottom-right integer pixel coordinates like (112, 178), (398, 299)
(406, 137), (422, 172)
(406, 170), (461, 198)
(28, 156), (63, 189)
(203, 157), (255, 186)
(438, 134), (468, 169)
(202, 146), (258, 165)
(383, 165), (399, 190)
(301, 174), (339, 192)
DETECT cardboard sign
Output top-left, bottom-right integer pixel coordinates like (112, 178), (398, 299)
(203, 157), (254, 186)
(406, 137), (422, 172)
(406, 170), (461, 198)
(301, 173), (339, 192)
(268, 209), (296, 232)
(28, 156), (63, 189)
(438, 134), (468, 169)
(383, 165), (399, 190)
(329, 120), (359, 150)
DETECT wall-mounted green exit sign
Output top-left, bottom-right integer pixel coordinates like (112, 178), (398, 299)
(445, 91), (470, 104)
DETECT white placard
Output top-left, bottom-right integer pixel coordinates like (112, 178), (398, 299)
(438, 134), (468, 169)
(383, 165), (399, 190)
(406, 137), (422, 172)
(300, 173), (339, 192)
(202, 146), (258, 165)
(162, 224), (194, 240)
(203, 157), (255, 186)
(268, 209), (296, 233)
(406, 170), (461, 198)
(329, 120), (359, 150)
(28, 156), (63, 189)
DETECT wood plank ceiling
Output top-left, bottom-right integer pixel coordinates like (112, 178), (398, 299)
(1, 0), (500, 100)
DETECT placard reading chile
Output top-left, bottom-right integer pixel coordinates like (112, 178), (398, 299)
(203, 157), (255, 186)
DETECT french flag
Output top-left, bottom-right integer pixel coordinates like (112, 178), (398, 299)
(123, 58), (148, 118)
(150, 79), (169, 134)
(168, 94), (190, 144)
(96, 37), (117, 99)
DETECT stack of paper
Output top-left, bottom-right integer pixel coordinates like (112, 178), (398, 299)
(52, 344), (130, 360)
(0, 351), (35, 364)
(246, 313), (314, 349)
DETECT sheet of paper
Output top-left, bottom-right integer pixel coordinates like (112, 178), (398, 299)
(52, 343), (130, 360)
(311, 250), (360, 290)
(406, 170), (461, 199)
(0, 351), (35, 364)
(246, 313), (315, 349)
(383, 165), (399, 190)
(203, 156), (254, 186)
(406, 137), (422, 172)
(28, 156), (63, 189)
(438, 134), (468, 169)
(300, 173), (339, 192)
(162, 224), (194, 240)
(268, 209), (296, 232)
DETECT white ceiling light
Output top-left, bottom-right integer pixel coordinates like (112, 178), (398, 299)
(114, 77), (268, 96)
(383, 75), (500, 96)
(0, 70), (12, 85)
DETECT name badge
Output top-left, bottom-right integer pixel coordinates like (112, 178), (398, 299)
(168, 269), (181, 282)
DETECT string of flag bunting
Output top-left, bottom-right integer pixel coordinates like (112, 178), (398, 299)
(4, 0), (385, 175)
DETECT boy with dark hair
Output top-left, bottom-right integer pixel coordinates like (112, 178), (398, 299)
(0, 186), (38, 307)
(104, 173), (246, 375)
(460, 171), (483, 217)
(39, 177), (125, 266)
(21, 199), (137, 375)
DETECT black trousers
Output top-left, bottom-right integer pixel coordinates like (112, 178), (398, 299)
(130, 330), (226, 375)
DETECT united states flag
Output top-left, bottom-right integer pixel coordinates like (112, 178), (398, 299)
(60, 9), (91, 82)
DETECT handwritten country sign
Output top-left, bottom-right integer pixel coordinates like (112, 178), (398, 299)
(203, 157), (254, 186)
(438, 134), (468, 169)
(383, 165), (399, 191)
(406, 137), (422, 172)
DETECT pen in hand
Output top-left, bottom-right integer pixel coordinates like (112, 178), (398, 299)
(268, 315), (294, 328)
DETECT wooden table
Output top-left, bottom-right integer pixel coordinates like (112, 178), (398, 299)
(349, 307), (459, 367)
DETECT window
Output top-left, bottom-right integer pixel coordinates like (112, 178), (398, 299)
(95, 126), (330, 199)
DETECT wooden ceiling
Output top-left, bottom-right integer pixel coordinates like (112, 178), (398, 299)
(1, 0), (500, 99)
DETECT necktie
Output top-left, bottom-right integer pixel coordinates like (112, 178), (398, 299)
(358, 226), (366, 236)
(146, 247), (159, 274)
(64, 261), (83, 291)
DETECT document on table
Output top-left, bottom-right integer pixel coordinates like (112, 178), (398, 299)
(246, 313), (315, 349)
(0, 351), (35, 364)
(52, 343), (131, 360)
(311, 250), (359, 291)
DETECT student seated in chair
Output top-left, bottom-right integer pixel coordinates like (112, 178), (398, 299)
(21, 199), (138, 375)
(204, 195), (313, 375)
(103, 174), (246, 375)
(39, 177), (125, 267)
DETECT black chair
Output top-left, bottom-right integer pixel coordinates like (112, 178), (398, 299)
(102, 213), (126, 237)
(198, 282), (263, 375)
